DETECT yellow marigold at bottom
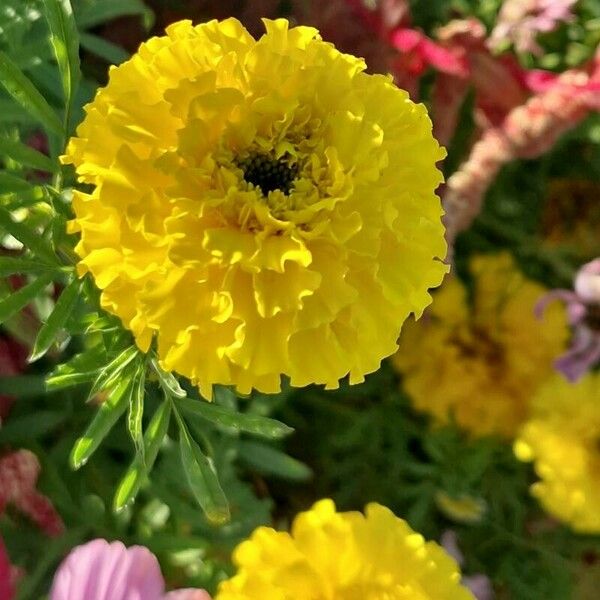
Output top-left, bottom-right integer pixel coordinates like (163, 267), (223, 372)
(392, 253), (568, 437)
(514, 374), (600, 533)
(215, 499), (475, 599)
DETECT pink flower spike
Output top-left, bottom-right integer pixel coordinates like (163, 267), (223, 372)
(50, 539), (212, 600)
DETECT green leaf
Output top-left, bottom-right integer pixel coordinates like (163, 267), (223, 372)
(127, 363), (146, 462)
(0, 137), (57, 172)
(0, 172), (32, 193)
(29, 277), (81, 362)
(113, 401), (171, 512)
(0, 410), (66, 443)
(88, 345), (140, 401)
(178, 421), (230, 524)
(151, 357), (185, 398)
(176, 396), (293, 439)
(70, 375), (134, 469)
(0, 374), (46, 397)
(0, 256), (61, 277)
(42, 0), (80, 114)
(76, 0), (153, 29)
(237, 440), (312, 481)
(46, 342), (107, 389)
(79, 32), (129, 65)
(0, 205), (57, 264)
(0, 50), (63, 135)
(0, 272), (53, 325)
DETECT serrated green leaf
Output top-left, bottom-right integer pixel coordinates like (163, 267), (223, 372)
(70, 375), (133, 469)
(237, 440), (312, 481)
(0, 256), (61, 277)
(178, 422), (230, 524)
(113, 401), (171, 512)
(76, 0), (153, 29)
(78, 32), (129, 65)
(0, 272), (53, 325)
(0, 137), (57, 172)
(127, 363), (146, 462)
(0, 50), (63, 135)
(42, 0), (80, 116)
(176, 396), (293, 439)
(0, 205), (57, 264)
(29, 277), (81, 362)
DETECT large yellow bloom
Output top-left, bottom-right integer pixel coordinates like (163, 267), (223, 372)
(392, 253), (568, 437)
(215, 499), (474, 599)
(514, 374), (600, 533)
(63, 18), (447, 397)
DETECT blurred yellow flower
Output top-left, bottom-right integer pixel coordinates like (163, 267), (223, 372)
(514, 374), (600, 533)
(63, 18), (447, 398)
(393, 253), (568, 437)
(215, 499), (474, 599)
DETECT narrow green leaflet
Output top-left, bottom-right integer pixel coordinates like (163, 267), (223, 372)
(29, 277), (81, 362)
(0, 272), (53, 325)
(76, 0), (153, 29)
(176, 396), (293, 439)
(237, 440), (312, 481)
(87, 345), (140, 401)
(0, 172), (32, 193)
(127, 363), (146, 463)
(176, 413), (230, 524)
(46, 343), (106, 390)
(0, 205), (57, 264)
(0, 257), (60, 277)
(70, 375), (135, 469)
(0, 137), (56, 172)
(114, 401), (171, 512)
(0, 50), (63, 135)
(151, 357), (186, 398)
(79, 33), (129, 66)
(42, 0), (80, 115)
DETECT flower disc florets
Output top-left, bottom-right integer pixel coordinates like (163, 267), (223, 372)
(64, 18), (447, 397)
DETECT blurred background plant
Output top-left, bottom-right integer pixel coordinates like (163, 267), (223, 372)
(0, 1), (599, 599)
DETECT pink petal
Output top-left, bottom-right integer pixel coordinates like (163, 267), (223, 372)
(534, 290), (581, 321)
(574, 258), (600, 302)
(50, 539), (165, 600)
(164, 590), (212, 600)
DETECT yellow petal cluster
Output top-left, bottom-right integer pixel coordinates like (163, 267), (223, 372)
(392, 253), (568, 437)
(63, 18), (447, 397)
(215, 499), (474, 599)
(514, 374), (600, 533)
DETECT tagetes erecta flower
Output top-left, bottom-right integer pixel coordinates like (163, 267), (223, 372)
(215, 499), (474, 599)
(63, 18), (447, 397)
(515, 374), (600, 533)
(393, 253), (568, 437)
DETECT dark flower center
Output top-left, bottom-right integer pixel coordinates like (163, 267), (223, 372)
(237, 153), (298, 195)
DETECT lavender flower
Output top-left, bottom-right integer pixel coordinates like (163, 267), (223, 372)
(536, 258), (600, 381)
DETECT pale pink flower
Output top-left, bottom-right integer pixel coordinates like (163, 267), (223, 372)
(536, 259), (600, 382)
(50, 539), (211, 600)
(490, 0), (578, 55)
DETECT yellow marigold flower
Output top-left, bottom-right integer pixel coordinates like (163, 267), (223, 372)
(514, 374), (600, 533)
(215, 499), (475, 599)
(62, 18), (447, 397)
(392, 253), (568, 437)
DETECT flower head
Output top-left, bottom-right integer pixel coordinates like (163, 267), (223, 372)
(393, 253), (568, 437)
(215, 499), (474, 599)
(63, 18), (447, 398)
(536, 258), (600, 381)
(50, 539), (211, 600)
(514, 373), (600, 533)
